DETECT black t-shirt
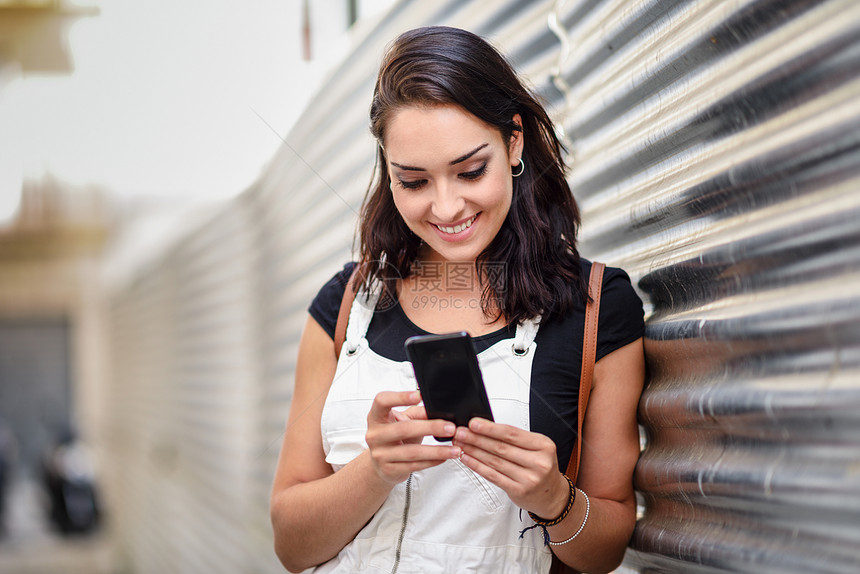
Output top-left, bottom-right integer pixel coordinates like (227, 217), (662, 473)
(309, 260), (644, 470)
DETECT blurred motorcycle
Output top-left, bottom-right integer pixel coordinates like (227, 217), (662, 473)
(42, 431), (101, 535)
(0, 418), (16, 536)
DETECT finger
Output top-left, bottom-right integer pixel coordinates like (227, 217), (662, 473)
(368, 418), (456, 445)
(372, 445), (462, 485)
(454, 425), (558, 484)
(374, 442), (461, 464)
(372, 443), (460, 483)
(368, 390), (421, 423)
(457, 447), (518, 491)
(453, 429), (543, 470)
(390, 409), (409, 422)
(456, 439), (530, 483)
(401, 405), (428, 420)
(391, 405), (428, 422)
(466, 418), (548, 451)
(458, 446), (563, 512)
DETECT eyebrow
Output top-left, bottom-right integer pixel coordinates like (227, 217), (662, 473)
(390, 143), (489, 171)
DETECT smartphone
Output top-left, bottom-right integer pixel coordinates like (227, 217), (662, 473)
(404, 331), (494, 441)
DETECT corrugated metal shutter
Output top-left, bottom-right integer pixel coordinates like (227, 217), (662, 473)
(553, 0), (860, 572)
(104, 0), (860, 572)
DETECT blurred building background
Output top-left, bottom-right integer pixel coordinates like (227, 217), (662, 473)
(0, 1), (392, 572)
(1, 1), (859, 574)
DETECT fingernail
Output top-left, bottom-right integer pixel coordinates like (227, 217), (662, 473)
(455, 429), (465, 440)
(450, 447), (461, 458)
(469, 419), (481, 431)
(444, 423), (455, 434)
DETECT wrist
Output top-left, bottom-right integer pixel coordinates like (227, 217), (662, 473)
(359, 449), (400, 493)
(528, 473), (575, 527)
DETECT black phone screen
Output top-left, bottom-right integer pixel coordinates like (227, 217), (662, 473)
(404, 331), (494, 437)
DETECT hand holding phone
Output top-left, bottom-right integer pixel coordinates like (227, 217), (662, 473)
(404, 332), (494, 440)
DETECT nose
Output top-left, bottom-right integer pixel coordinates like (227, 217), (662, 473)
(430, 180), (466, 222)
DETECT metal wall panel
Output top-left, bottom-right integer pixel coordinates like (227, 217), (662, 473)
(105, 0), (860, 572)
(550, 0), (860, 572)
(106, 202), (264, 573)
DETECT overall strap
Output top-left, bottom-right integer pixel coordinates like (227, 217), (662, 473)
(512, 315), (541, 354)
(334, 267), (358, 358)
(565, 262), (605, 482)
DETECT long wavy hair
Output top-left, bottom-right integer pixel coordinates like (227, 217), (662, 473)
(356, 26), (586, 324)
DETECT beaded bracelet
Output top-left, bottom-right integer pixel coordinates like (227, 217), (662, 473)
(548, 487), (590, 546)
(528, 474), (576, 527)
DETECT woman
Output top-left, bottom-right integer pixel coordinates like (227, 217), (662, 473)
(270, 26), (645, 573)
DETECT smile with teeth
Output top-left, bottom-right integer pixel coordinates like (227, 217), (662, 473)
(434, 214), (477, 234)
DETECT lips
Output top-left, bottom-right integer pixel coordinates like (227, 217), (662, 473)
(433, 214), (478, 235)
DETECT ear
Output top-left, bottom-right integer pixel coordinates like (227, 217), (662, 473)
(509, 114), (524, 167)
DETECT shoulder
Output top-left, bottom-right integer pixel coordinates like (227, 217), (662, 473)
(308, 262), (357, 340)
(535, 261), (643, 349)
(591, 262), (641, 312)
(589, 261), (645, 360)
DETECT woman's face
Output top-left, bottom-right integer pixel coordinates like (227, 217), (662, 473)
(385, 104), (523, 265)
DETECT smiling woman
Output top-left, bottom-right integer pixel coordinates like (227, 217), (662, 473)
(270, 26), (646, 574)
(386, 105), (518, 270)
(359, 27), (588, 328)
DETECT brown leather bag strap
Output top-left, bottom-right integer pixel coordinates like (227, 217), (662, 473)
(333, 266), (359, 358)
(551, 262), (605, 574)
(565, 261), (605, 481)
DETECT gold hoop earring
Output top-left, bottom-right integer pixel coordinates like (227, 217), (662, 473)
(512, 158), (525, 177)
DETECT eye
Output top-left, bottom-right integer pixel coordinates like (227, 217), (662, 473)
(397, 178), (427, 190)
(459, 163), (487, 181)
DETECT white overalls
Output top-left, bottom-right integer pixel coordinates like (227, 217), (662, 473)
(316, 289), (552, 574)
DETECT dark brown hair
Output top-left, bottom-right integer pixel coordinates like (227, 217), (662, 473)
(357, 26), (586, 324)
